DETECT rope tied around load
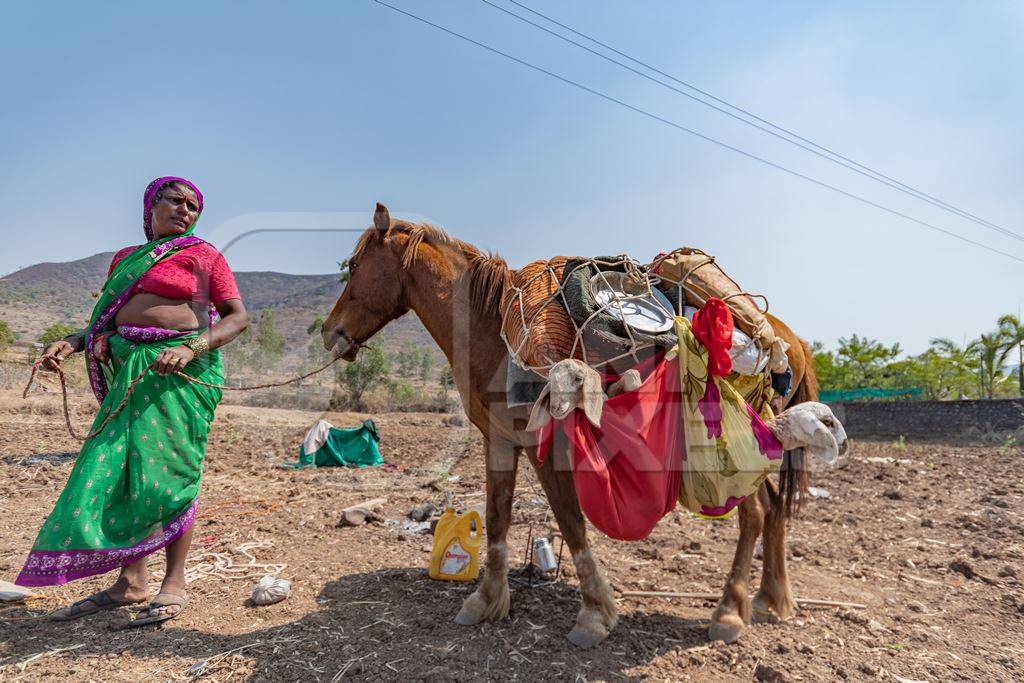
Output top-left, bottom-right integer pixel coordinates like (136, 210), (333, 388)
(499, 248), (786, 377)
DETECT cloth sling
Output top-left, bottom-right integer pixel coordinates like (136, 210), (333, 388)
(534, 308), (784, 541)
(535, 352), (680, 541)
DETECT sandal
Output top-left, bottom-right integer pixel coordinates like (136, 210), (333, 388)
(128, 592), (189, 627)
(49, 590), (142, 621)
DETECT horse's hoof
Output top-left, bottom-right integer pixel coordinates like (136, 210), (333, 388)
(567, 623), (608, 648)
(751, 605), (780, 624)
(751, 594), (793, 624)
(567, 607), (611, 648)
(708, 613), (745, 644)
(454, 593), (486, 626)
(454, 607), (482, 626)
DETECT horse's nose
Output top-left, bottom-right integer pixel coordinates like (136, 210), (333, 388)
(322, 325), (342, 352)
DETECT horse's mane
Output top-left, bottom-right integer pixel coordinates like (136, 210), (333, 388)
(466, 253), (511, 317)
(353, 221), (510, 317)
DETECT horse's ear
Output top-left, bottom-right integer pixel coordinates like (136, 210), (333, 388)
(374, 203), (391, 232)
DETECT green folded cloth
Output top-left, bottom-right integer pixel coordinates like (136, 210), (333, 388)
(290, 419), (382, 468)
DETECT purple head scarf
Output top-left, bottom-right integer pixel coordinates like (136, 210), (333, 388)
(143, 176), (205, 240)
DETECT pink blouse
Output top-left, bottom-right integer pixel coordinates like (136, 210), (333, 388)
(108, 243), (241, 304)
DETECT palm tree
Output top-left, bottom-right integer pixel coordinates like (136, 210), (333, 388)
(967, 333), (1012, 399)
(997, 314), (1024, 397)
(929, 337), (979, 399)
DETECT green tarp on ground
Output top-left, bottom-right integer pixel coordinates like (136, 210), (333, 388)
(290, 419), (383, 468)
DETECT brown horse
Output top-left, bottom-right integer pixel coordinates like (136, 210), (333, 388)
(323, 203), (819, 647)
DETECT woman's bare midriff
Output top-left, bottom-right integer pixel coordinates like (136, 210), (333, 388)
(115, 292), (206, 331)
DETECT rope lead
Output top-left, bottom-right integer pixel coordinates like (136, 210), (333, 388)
(23, 355), (341, 442)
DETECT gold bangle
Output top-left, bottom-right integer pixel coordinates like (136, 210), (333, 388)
(184, 336), (210, 356)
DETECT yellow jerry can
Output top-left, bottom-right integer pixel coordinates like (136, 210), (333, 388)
(428, 507), (483, 581)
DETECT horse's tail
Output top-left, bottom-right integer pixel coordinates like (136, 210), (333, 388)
(777, 337), (819, 518)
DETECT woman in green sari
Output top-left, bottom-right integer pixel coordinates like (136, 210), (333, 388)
(17, 177), (250, 626)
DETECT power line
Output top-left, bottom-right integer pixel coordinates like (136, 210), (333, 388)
(371, 0), (1024, 264)
(506, 0), (1021, 243)
(489, 0), (1024, 243)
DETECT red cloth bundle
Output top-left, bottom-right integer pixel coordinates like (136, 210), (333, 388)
(691, 298), (734, 377)
(535, 353), (682, 540)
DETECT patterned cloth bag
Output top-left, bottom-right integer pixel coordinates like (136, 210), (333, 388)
(675, 311), (785, 518)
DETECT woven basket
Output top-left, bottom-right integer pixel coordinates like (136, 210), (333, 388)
(501, 257), (580, 374)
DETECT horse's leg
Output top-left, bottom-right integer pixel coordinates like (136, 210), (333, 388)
(455, 438), (519, 625)
(752, 479), (796, 622)
(709, 490), (764, 643)
(532, 444), (617, 648)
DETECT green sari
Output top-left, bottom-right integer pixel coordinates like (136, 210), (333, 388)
(17, 194), (227, 586)
(17, 334), (223, 585)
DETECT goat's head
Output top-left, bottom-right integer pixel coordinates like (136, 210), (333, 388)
(772, 402), (849, 467)
(526, 359), (604, 431)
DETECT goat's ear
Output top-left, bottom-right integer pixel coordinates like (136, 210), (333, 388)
(374, 203), (391, 232)
(606, 370), (638, 398)
(621, 369), (642, 393)
(526, 384), (552, 432)
(580, 368), (604, 427)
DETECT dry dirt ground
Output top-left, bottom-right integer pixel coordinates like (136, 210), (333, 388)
(1, 389), (1023, 682)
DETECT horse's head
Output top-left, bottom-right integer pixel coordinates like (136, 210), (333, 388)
(322, 202), (411, 360)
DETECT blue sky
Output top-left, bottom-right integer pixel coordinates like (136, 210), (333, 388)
(1, 1), (1021, 352)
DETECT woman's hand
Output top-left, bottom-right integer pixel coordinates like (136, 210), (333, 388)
(40, 340), (76, 372)
(92, 332), (114, 364)
(154, 345), (196, 376)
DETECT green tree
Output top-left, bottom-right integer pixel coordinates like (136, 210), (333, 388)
(337, 338), (389, 410)
(438, 364), (454, 395)
(968, 332), (1011, 400)
(813, 335), (902, 393)
(0, 319), (14, 353)
(998, 314), (1024, 397)
(811, 341), (846, 391)
(395, 341), (420, 377)
(929, 337), (980, 399)
(418, 348), (435, 381)
(305, 316), (331, 371)
(836, 334), (901, 388)
(253, 310), (286, 370)
(813, 316), (1024, 402)
(389, 378), (418, 407)
(39, 323), (78, 346)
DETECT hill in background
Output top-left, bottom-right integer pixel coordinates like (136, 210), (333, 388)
(0, 252), (440, 369)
